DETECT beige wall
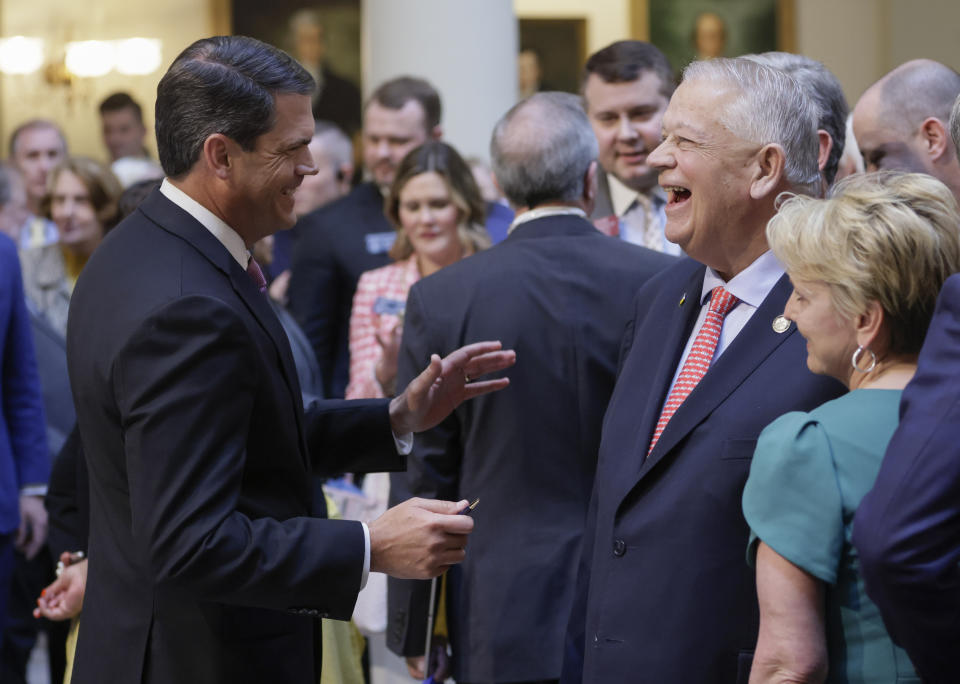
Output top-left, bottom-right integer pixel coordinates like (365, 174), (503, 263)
(0, 0), (216, 161)
(514, 0), (630, 56)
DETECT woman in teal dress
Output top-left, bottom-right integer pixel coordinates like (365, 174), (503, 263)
(742, 172), (960, 683)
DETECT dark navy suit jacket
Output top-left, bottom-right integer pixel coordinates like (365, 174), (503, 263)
(562, 258), (843, 684)
(853, 273), (960, 684)
(386, 215), (675, 682)
(0, 234), (49, 535)
(67, 190), (402, 684)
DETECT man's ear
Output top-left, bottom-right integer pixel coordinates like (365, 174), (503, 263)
(919, 117), (949, 162)
(749, 143), (786, 200)
(583, 160), (598, 214)
(817, 130), (833, 173)
(429, 125), (443, 141)
(202, 133), (234, 180)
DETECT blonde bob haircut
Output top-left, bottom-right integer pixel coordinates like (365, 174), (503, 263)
(767, 171), (960, 355)
(386, 141), (490, 262)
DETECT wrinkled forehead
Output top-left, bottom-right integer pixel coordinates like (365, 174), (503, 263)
(662, 77), (739, 135)
(15, 126), (65, 156)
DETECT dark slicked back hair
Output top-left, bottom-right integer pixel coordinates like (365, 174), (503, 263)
(366, 76), (442, 132)
(581, 40), (675, 98)
(99, 91), (144, 123)
(155, 35), (314, 178)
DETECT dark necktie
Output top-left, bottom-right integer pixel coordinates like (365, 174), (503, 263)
(246, 257), (267, 294)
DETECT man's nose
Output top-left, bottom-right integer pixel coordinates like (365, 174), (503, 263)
(647, 140), (671, 170)
(616, 116), (638, 141)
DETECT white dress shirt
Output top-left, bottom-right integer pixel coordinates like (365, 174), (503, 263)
(665, 250), (786, 399)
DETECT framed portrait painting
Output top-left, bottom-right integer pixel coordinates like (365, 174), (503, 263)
(632, 0), (796, 80)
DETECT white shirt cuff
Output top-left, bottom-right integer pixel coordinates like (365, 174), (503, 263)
(393, 431), (413, 455)
(360, 522), (371, 589)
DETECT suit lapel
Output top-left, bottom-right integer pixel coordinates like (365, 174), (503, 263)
(638, 274), (795, 478)
(226, 262), (308, 461)
(140, 191), (309, 467)
(606, 266), (704, 506)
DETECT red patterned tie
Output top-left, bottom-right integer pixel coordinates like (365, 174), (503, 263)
(246, 257), (267, 294)
(648, 286), (739, 455)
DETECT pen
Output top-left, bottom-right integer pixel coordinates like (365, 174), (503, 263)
(458, 498), (479, 515)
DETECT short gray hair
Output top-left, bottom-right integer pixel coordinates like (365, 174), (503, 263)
(490, 92), (598, 208)
(683, 58), (820, 194)
(950, 92), (960, 160)
(743, 52), (848, 186)
(313, 121), (352, 171)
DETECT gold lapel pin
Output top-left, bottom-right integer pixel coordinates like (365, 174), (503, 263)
(679, 293), (686, 307)
(772, 315), (790, 333)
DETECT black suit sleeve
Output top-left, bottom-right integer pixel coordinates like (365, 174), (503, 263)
(387, 284), (461, 656)
(289, 221), (341, 398)
(45, 424), (88, 557)
(302, 396), (403, 476)
(115, 294), (364, 617)
(853, 276), (960, 684)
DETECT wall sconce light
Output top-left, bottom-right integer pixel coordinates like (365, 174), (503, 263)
(0, 36), (45, 75)
(65, 40), (115, 77)
(0, 36), (162, 78)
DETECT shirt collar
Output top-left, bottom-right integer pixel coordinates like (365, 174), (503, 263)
(508, 206), (587, 234)
(700, 250), (785, 309)
(607, 173), (667, 217)
(160, 178), (249, 267)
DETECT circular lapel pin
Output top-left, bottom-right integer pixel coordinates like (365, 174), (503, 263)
(772, 315), (790, 333)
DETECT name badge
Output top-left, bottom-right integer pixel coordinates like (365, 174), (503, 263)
(365, 231), (396, 254)
(373, 296), (406, 317)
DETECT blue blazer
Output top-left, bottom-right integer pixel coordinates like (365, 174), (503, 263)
(563, 258), (843, 684)
(0, 234), (49, 534)
(853, 273), (960, 684)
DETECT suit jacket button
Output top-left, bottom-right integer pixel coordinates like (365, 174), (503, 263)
(612, 538), (626, 557)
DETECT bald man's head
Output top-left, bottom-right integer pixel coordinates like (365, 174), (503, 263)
(854, 59), (960, 184)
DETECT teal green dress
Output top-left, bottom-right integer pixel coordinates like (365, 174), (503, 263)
(742, 390), (919, 683)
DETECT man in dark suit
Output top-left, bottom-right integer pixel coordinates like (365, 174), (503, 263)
(386, 92), (676, 684)
(851, 94), (960, 684)
(288, 76), (442, 398)
(562, 58), (845, 683)
(582, 41), (680, 255)
(66, 36), (514, 684)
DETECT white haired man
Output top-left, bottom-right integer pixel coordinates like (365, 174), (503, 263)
(562, 58), (844, 683)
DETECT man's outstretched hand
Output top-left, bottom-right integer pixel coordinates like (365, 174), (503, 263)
(389, 341), (515, 435)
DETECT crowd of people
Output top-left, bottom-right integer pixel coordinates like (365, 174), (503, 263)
(1, 27), (960, 684)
